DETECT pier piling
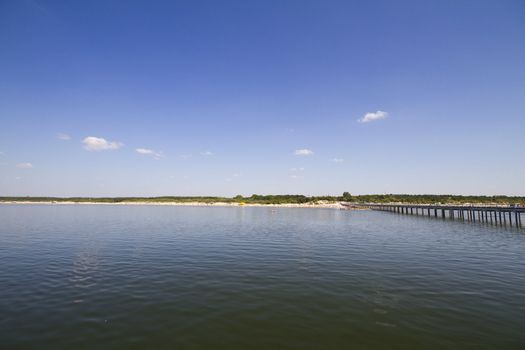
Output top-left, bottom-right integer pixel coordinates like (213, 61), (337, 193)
(343, 203), (524, 229)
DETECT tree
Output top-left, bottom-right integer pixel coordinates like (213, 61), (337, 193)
(342, 192), (352, 201)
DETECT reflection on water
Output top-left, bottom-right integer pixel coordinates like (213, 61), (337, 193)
(70, 249), (100, 303)
(1, 204), (525, 349)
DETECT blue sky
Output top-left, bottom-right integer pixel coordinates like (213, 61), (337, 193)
(1, 0), (524, 197)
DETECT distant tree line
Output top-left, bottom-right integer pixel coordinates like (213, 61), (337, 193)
(346, 194), (525, 205)
(1, 193), (524, 205)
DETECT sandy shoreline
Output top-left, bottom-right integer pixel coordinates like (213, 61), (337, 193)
(0, 201), (346, 209)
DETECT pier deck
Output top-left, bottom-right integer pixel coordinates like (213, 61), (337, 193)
(343, 203), (524, 229)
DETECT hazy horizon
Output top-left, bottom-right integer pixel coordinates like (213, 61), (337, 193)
(1, 0), (524, 197)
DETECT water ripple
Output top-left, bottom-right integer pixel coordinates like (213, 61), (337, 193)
(1, 205), (525, 349)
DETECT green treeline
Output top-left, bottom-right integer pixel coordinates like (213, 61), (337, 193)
(346, 194), (525, 205)
(1, 193), (524, 205)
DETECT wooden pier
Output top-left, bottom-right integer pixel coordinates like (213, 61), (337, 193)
(343, 203), (524, 229)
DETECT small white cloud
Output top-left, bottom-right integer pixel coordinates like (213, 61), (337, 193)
(294, 149), (313, 156)
(225, 173), (242, 182)
(136, 148), (163, 160)
(57, 133), (71, 140)
(136, 148), (154, 155)
(16, 162), (33, 169)
(358, 110), (388, 123)
(289, 174), (303, 179)
(330, 158), (344, 163)
(179, 154), (192, 159)
(200, 151), (213, 156)
(290, 167), (305, 172)
(82, 136), (123, 151)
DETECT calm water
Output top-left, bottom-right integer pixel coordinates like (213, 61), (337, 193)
(1, 205), (524, 349)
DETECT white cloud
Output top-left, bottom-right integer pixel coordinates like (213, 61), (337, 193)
(200, 151), (213, 156)
(294, 149), (313, 156)
(57, 133), (71, 140)
(82, 136), (123, 151)
(226, 173), (242, 182)
(179, 154), (192, 159)
(136, 148), (163, 160)
(289, 167), (305, 178)
(16, 162), (33, 169)
(358, 110), (388, 123)
(330, 158), (344, 163)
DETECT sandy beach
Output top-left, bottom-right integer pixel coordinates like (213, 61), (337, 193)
(0, 201), (346, 209)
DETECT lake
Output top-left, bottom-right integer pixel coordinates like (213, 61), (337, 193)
(1, 204), (524, 349)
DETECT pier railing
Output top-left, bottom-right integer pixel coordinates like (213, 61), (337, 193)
(342, 203), (524, 229)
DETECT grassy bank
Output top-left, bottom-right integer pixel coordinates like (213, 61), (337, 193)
(1, 194), (524, 205)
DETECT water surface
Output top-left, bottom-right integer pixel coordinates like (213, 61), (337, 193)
(1, 205), (524, 349)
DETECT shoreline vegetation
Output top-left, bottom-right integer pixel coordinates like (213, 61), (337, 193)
(1, 194), (524, 208)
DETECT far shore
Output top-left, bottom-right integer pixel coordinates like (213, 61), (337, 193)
(1, 200), (523, 209)
(0, 201), (347, 209)
(2, 193), (524, 210)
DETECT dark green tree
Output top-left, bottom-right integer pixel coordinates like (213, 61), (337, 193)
(342, 192), (352, 201)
